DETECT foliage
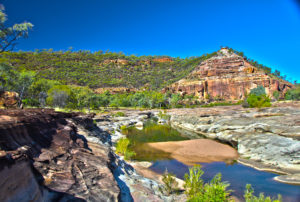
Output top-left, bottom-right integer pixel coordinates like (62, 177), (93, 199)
(285, 86), (300, 100)
(246, 94), (271, 108)
(184, 165), (232, 201)
(184, 165), (204, 198)
(115, 138), (136, 160)
(0, 6), (33, 52)
(161, 170), (179, 195)
(273, 91), (280, 100)
(244, 86), (271, 108)
(0, 50), (211, 90)
(250, 86), (266, 96)
(158, 110), (171, 120)
(113, 111), (126, 117)
(244, 184), (282, 202)
(200, 101), (242, 108)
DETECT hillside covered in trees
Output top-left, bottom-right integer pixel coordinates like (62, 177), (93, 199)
(0, 50), (219, 90)
(0, 48), (292, 91)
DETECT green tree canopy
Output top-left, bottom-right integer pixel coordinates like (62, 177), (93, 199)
(0, 6), (33, 52)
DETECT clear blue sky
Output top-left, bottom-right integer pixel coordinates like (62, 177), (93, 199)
(2, 0), (300, 82)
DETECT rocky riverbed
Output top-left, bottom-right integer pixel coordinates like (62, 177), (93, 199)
(1, 102), (299, 201)
(168, 102), (300, 184)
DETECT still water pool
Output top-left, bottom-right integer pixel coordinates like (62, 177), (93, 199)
(149, 159), (300, 202)
(124, 122), (300, 201)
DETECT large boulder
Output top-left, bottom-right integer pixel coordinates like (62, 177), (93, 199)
(0, 91), (20, 108)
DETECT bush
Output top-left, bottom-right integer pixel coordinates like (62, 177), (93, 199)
(115, 138), (130, 155)
(184, 165), (231, 201)
(184, 165), (204, 198)
(115, 138), (135, 160)
(246, 94), (271, 108)
(285, 86), (300, 100)
(161, 170), (179, 195)
(250, 86), (266, 96)
(244, 184), (282, 202)
(113, 111), (126, 117)
(244, 86), (271, 108)
(273, 91), (280, 100)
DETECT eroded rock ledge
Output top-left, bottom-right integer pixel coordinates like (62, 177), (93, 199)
(168, 102), (300, 184)
(0, 109), (119, 202)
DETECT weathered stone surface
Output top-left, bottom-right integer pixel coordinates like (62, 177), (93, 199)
(0, 109), (119, 201)
(168, 103), (300, 183)
(153, 57), (173, 63)
(0, 91), (19, 108)
(95, 110), (187, 201)
(163, 48), (293, 101)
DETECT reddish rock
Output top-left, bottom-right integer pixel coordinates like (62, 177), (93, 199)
(153, 57), (173, 63)
(163, 48), (293, 101)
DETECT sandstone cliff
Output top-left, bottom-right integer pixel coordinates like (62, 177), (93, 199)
(163, 48), (293, 101)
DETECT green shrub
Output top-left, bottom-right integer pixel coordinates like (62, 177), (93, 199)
(124, 150), (136, 160)
(115, 138), (135, 160)
(244, 184), (282, 202)
(120, 125), (128, 131)
(250, 86), (266, 96)
(184, 165), (204, 198)
(161, 170), (179, 195)
(246, 94), (271, 108)
(158, 111), (171, 120)
(115, 138), (129, 155)
(273, 91), (280, 100)
(184, 165), (232, 201)
(113, 111), (126, 117)
(285, 86), (300, 100)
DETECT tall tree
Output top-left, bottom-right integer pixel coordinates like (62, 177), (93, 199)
(0, 6), (33, 52)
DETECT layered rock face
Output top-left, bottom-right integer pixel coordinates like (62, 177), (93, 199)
(168, 103), (300, 183)
(163, 48), (293, 100)
(0, 109), (119, 202)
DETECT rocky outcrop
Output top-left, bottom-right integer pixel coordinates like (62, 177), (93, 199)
(168, 103), (300, 183)
(0, 91), (19, 108)
(0, 109), (119, 201)
(103, 59), (129, 65)
(163, 48), (293, 101)
(153, 57), (173, 63)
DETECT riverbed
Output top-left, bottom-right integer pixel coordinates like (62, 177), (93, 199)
(124, 120), (300, 202)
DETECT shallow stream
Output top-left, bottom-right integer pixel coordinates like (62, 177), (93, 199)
(123, 121), (300, 201)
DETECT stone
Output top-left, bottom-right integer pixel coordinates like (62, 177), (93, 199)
(0, 91), (20, 108)
(168, 103), (300, 184)
(163, 48), (293, 101)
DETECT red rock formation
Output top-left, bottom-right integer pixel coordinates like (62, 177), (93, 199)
(153, 57), (173, 63)
(0, 109), (119, 201)
(163, 48), (293, 101)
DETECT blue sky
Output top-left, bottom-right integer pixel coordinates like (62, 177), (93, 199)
(2, 0), (300, 82)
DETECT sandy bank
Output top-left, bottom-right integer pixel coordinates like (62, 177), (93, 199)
(146, 139), (238, 165)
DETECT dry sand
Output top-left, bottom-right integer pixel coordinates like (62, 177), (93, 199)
(146, 139), (238, 165)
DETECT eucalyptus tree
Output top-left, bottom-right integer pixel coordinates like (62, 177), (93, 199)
(0, 6), (33, 52)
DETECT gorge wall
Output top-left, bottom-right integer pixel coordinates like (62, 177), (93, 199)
(163, 48), (293, 101)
